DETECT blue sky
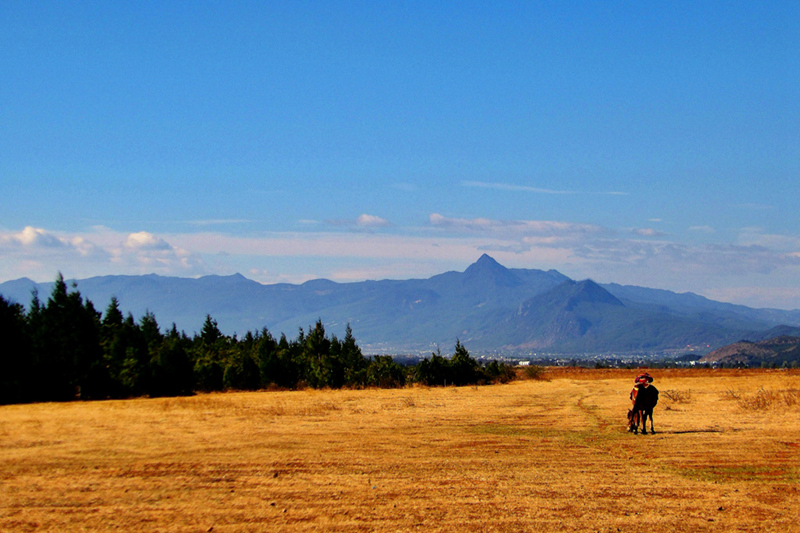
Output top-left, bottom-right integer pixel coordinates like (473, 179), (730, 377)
(2, 1), (799, 309)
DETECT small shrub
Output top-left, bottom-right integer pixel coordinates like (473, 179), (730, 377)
(720, 389), (740, 401)
(483, 360), (516, 384)
(522, 365), (546, 381)
(663, 389), (692, 403)
(738, 388), (800, 411)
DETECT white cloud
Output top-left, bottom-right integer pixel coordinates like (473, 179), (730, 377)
(327, 214), (391, 230)
(356, 214), (391, 228)
(0, 226), (66, 248)
(116, 232), (202, 274)
(125, 232), (172, 251)
(0, 227), (203, 282)
(70, 236), (100, 256)
(632, 228), (668, 237)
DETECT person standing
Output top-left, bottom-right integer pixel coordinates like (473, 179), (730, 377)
(633, 375), (659, 434)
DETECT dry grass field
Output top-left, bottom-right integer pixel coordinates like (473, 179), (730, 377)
(2, 368), (799, 532)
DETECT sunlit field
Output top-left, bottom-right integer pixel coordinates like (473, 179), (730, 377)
(2, 368), (799, 532)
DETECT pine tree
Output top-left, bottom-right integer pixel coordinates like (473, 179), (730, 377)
(150, 325), (194, 396)
(304, 320), (332, 388)
(449, 339), (478, 386)
(0, 296), (32, 404)
(192, 315), (228, 391)
(33, 274), (104, 400)
(341, 324), (368, 386)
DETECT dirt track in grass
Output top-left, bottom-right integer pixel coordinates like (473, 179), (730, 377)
(2, 368), (799, 532)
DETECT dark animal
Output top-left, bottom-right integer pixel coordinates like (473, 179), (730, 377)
(626, 407), (641, 433)
(632, 383), (659, 434)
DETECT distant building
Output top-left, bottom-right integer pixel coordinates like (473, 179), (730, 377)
(518, 361), (530, 366)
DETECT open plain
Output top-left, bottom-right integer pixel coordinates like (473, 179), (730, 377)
(1, 368), (799, 532)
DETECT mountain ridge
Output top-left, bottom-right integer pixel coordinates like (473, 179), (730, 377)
(701, 335), (800, 366)
(2, 256), (799, 355)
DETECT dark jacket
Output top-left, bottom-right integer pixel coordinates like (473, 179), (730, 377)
(633, 384), (659, 412)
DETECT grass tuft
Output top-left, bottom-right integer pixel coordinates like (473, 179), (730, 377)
(738, 388), (800, 411)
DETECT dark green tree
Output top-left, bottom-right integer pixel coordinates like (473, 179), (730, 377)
(483, 360), (516, 383)
(32, 274), (104, 400)
(365, 355), (406, 388)
(341, 324), (368, 386)
(257, 329), (301, 388)
(119, 313), (149, 396)
(222, 331), (261, 391)
(414, 346), (449, 386)
(100, 297), (127, 397)
(303, 320), (333, 388)
(192, 315), (229, 391)
(449, 339), (479, 386)
(0, 295), (32, 404)
(150, 324), (194, 396)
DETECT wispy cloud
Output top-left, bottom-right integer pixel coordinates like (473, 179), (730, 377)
(429, 213), (605, 236)
(327, 214), (391, 230)
(461, 181), (628, 196)
(631, 228), (668, 238)
(737, 227), (800, 252)
(689, 225), (715, 234)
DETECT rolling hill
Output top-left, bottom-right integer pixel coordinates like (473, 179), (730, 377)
(701, 335), (800, 366)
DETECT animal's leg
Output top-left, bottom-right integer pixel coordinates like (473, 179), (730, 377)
(641, 411), (647, 434)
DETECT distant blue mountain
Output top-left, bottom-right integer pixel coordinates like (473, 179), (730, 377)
(2, 254), (799, 355)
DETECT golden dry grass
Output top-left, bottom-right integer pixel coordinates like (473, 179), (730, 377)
(2, 368), (799, 532)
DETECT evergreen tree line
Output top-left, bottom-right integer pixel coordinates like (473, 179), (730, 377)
(0, 275), (516, 405)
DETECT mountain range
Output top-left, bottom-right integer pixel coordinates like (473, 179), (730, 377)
(2, 254), (799, 356)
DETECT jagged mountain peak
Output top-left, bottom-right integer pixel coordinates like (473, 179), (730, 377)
(462, 254), (521, 287)
(568, 279), (624, 307)
(471, 253), (502, 267)
(530, 279), (624, 310)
